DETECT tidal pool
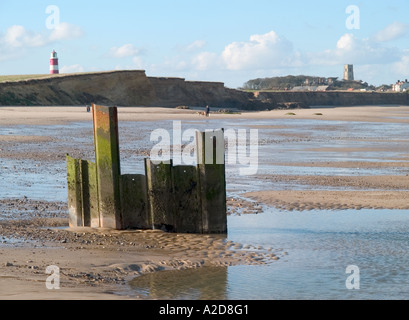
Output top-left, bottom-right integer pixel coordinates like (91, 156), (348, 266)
(129, 208), (409, 300)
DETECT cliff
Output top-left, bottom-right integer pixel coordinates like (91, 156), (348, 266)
(0, 70), (156, 106)
(146, 77), (256, 108)
(255, 91), (409, 108)
(0, 70), (408, 109)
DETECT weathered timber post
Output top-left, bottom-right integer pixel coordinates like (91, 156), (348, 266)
(172, 165), (202, 233)
(66, 106), (228, 233)
(145, 159), (175, 231)
(196, 129), (227, 234)
(82, 160), (99, 228)
(67, 155), (83, 227)
(66, 156), (99, 228)
(92, 104), (123, 229)
(79, 160), (91, 227)
(120, 174), (149, 229)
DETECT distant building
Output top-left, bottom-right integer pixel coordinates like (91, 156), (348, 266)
(393, 79), (409, 92)
(344, 64), (354, 81)
(328, 77), (338, 85)
(49, 50), (59, 74)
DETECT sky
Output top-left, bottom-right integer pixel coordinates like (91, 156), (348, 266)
(1, 0), (409, 88)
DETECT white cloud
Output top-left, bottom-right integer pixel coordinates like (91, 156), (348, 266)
(192, 51), (220, 71)
(175, 29), (409, 87)
(0, 23), (83, 61)
(221, 31), (297, 71)
(49, 22), (84, 42)
(132, 56), (145, 69)
(392, 51), (409, 76)
(162, 57), (189, 72)
(372, 22), (409, 42)
(108, 44), (140, 58)
(0, 25), (47, 61)
(105, 44), (146, 70)
(308, 33), (401, 66)
(146, 29), (409, 88)
(336, 33), (355, 50)
(2, 23), (83, 48)
(2, 25), (47, 48)
(186, 40), (206, 52)
(60, 64), (85, 74)
(111, 56), (147, 71)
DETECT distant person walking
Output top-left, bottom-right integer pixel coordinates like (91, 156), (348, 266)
(205, 105), (210, 117)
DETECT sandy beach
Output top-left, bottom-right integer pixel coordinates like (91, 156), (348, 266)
(1, 104), (409, 299)
(2, 105), (409, 125)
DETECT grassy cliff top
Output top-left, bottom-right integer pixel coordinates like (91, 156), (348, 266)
(0, 71), (148, 84)
(0, 74), (56, 83)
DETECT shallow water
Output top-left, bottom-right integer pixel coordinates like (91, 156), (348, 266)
(2, 114), (409, 299)
(0, 159), (66, 201)
(227, 209), (409, 300)
(2, 117), (409, 201)
(122, 117), (409, 300)
(130, 208), (409, 300)
(128, 267), (229, 300)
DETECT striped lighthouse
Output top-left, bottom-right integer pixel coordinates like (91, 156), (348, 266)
(49, 49), (59, 74)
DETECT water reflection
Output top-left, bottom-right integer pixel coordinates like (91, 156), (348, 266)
(128, 209), (409, 300)
(129, 267), (228, 300)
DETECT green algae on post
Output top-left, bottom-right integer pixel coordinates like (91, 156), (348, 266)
(145, 159), (175, 231)
(196, 130), (227, 234)
(66, 155), (83, 227)
(120, 174), (149, 230)
(92, 104), (122, 229)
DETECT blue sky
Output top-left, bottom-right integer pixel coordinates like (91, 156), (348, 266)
(1, 0), (409, 88)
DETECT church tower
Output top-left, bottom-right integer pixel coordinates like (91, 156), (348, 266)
(344, 64), (354, 81)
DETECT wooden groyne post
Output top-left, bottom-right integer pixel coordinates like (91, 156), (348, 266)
(67, 157), (98, 228)
(145, 160), (175, 231)
(66, 104), (227, 233)
(196, 129), (227, 234)
(120, 174), (149, 230)
(92, 105), (122, 229)
(144, 129), (226, 233)
(67, 156), (82, 227)
(172, 164), (202, 233)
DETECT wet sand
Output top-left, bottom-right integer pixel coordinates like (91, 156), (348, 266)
(1, 105), (409, 299)
(245, 190), (409, 211)
(0, 196), (276, 300)
(2, 105), (409, 125)
(0, 216), (278, 300)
